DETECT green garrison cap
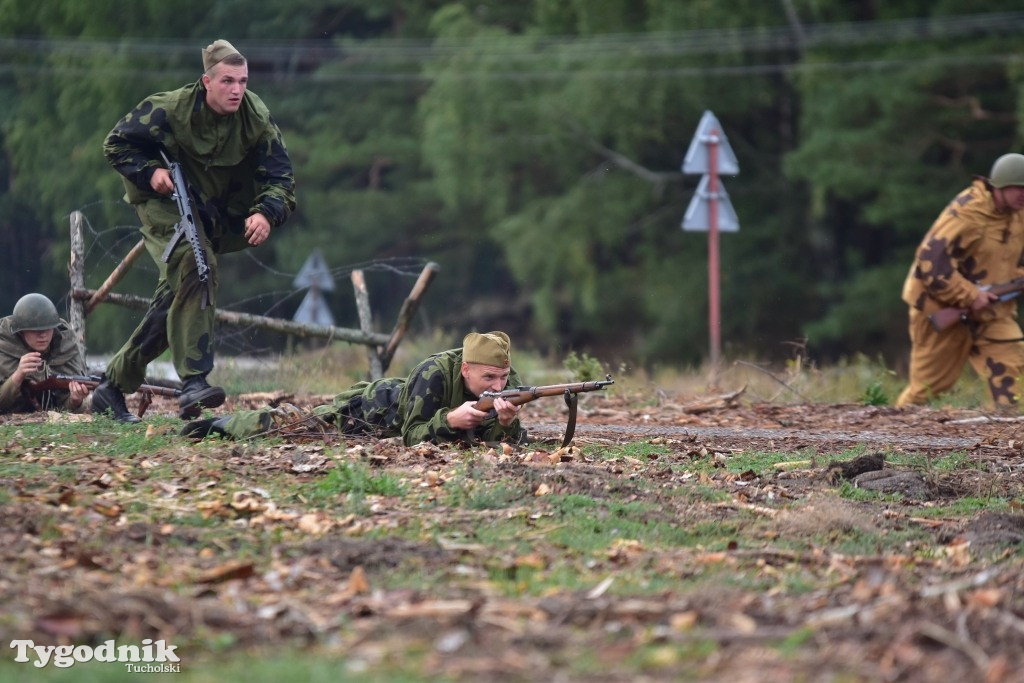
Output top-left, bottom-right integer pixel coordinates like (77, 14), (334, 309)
(462, 331), (511, 368)
(202, 39), (242, 71)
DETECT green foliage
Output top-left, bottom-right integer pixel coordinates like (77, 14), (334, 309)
(563, 350), (605, 382)
(2, 2), (1024, 374)
(862, 381), (889, 406)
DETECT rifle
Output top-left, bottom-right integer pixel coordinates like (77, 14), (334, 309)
(928, 275), (1024, 332)
(159, 150), (212, 309)
(24, 374), (181, 418)
(473, 375), (614, 447)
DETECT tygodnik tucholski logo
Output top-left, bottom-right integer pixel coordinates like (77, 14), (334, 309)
(10, 638), (181, 672)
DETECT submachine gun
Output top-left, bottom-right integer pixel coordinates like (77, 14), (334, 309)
(159, 150), (212, 309)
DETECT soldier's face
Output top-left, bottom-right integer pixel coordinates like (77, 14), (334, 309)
(462, 363), (511, 397)
(1001, 186), (1024, 212)
(203, 63), (248, 115)
(20, 329), (54, 352)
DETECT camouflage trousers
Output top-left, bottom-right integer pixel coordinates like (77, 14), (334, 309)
(221, 380), (404, 439)
(105, 199), (218, 392)
(897, 308), (1024, 407)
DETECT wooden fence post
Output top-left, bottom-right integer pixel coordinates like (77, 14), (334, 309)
(380, 262), (440, 373)
(351, 269), (384, 379)
(67, 211), (87, 363)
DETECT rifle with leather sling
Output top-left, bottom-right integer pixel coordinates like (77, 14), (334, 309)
(24, 374), (181, 418)
(472, 375), (614, 447)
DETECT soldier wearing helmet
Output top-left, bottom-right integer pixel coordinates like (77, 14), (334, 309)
(897, 153), (1024, 407)
(0, 294), (91, 413)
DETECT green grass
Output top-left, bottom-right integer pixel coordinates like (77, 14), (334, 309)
(0, 650), (443, 683)
(912, 497), (1013, 516)
(443, 479), (529, 509)
(304, 461), (406, 505)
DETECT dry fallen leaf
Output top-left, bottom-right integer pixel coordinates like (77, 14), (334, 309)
(195, 560), (255, 584)
(91, 500), (122, 518)
(348, 565), (370, 594)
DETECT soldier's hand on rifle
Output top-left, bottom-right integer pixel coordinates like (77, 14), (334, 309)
(12, 352), (42, 386)
(492, 397), (520, 427)
(245, 213), (271, 246)
(68, 381), (90, 409)
(971, 289), (999, 312)
(150, 167), (173, 195)
(446, 401), (490, 430)
(67, 382), (90, 409)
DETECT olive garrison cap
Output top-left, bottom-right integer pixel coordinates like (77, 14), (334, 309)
(462, 331), (511, 368)
(202, 39), (243, 71)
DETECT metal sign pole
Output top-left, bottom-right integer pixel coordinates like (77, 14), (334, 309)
(682, 110), (739, 372)
(708, 130), (721, 369)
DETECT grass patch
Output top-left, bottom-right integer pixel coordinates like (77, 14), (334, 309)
(0, 650), (441, 683)
(304, 461), (406, 506)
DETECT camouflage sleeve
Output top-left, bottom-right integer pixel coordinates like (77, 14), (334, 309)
(914, 198), (984, 308)
(103, 98), (170, 191)
(400, 362), (462, 446)
(476, 414), (523, 443)
(0, 375), (21, 413)
(248, 117), (296, 228)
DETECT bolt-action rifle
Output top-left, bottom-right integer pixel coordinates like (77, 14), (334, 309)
(24, 374), (181, 418)
(160, 150), (212, 309)
(928, 275), (1024, 332)
(472, 375), (614, 447)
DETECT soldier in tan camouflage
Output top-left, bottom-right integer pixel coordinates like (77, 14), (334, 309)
(93, 39), (296, 424)
(181, 331), (527, 446)
(897, 153), (1024, 407)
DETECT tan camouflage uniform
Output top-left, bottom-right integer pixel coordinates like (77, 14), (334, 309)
(898, 178), (1024, 406)
(221, 347), (526, 445)
(102, 79), (296, 393)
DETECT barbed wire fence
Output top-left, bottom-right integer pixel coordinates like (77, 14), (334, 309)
(65, 202), (439, 380)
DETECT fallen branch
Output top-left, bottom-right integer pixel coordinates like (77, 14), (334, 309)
(917, 621), (990, 673)
(946, 415), (1024, 425)
(733, 360), (811, 402)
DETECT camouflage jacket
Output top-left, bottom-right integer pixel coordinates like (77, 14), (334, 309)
(0, 317), (87, 413)
(318, 347), (524, 446)
(104, 80), (296, 248)
(902, 178), (1024, 322)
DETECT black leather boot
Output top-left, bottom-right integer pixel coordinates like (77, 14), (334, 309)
(91, 380), (142, 424)
(178, 375), (226, 419)
(180, 416), (232, 440)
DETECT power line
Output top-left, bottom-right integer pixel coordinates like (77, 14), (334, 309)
(1, 50), (1019, 83)
(1, 11), (1023, 64)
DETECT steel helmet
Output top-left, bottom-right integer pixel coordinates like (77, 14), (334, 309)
(990, 153), (1024, 189)
(11, 293), (60, 333)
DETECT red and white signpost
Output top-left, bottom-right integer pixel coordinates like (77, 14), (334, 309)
(682, 110), (740, 369)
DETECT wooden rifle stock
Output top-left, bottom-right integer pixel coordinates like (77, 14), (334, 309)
(25, 374), (181, 418)
(927, 276), (1024, 332)
(472, 376), (615, 412)
(472, 376), (614, 448)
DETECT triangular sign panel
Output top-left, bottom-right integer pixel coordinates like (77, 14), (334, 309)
(293, 249), (336, 291)
(293, 289), (335, 327)
(682, 175), (740, 232)
(682, 110), (739, 176)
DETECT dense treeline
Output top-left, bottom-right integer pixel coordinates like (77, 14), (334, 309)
(1, 0), (1023, 369)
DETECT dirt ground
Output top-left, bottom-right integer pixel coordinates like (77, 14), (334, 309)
(3, 393), (1024, 681)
